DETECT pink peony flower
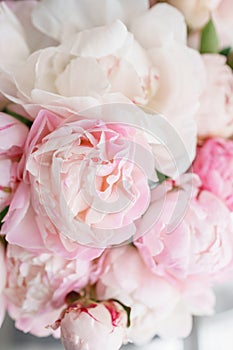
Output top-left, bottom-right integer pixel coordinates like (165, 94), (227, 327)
(53, 299), (128, 350)
(135, 175), (233, 282)
(0, 112), (28, 212)
(195, 54), (233, 139)
(96, 245), (214, 344)
(4, 244), (94, 336)
(193, 138), (233, 211)
(27, 114), (151, 246)
(0, 243), (6, 327)
(2, 109), (154, 257)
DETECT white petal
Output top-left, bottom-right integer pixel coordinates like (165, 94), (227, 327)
(0, 3), (29, 65)
(148, 45), (204, 116)
(108, 59), (145, 102)
(130, 3), (187, 49)
(6, 0), (57, 52)
(60, 20), (128, 58)
(157, 303), (193, 338)
(32, 0), (149, 42)
(55, 57), (109, 97)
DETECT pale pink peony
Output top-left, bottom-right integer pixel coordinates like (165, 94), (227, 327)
(135, 175), (233, 282)
(4, 244), (95, 336)
(193, 138), (233, 211)
(195, 54), (233, 139)
(0, 243), (6, 327)
(96, 245), (215, 344)
(26, 114), (151, 247)
(2, 108), (154, 257)
(53, 299), (127, 350)
(0, 112), (28, 212)
(165, 0), (221, 29)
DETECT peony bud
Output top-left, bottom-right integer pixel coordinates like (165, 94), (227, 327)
(53, 299), (128, 350)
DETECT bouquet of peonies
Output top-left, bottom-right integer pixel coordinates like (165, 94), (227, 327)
(1, 0), (233, 349)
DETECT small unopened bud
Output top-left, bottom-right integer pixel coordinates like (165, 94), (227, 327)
(51, 299), (128, 350)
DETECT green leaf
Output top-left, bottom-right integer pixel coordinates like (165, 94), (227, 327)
(65, 291), (82, 304)
(200, 18), (219, 54)
(219, 46), (232, 57)
(227, 51), (233, 70)
(0, 235), (7, 249)
(3, 108), (32, 128)
(0, 206), (8, 228)
(156, 170), (169, 184)
(123, 304), (131, 328)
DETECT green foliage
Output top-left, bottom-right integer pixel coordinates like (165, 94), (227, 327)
(200, 18), (219, 54)
(219, 46), (232, 57)
(156, 170), (169, 183)
(3, 108), (32, 128)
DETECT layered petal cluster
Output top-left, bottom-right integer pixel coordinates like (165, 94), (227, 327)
(96, 245), (215, 344)
(2, 109), (155, 256)
(135, 175), (233, 283)
(4, 244), (94, 336)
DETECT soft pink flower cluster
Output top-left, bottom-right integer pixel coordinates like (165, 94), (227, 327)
(0, 1), (233, 350)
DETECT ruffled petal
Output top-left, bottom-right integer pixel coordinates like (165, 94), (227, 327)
(0, 3), (29, 65)
(32, 0), (149, 42)
(130, 3), (187, 49)
(60, 20), (128, 58)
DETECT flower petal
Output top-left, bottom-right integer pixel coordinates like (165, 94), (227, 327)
(130, 3), (187, 49)
(32, 0), (149, 42)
